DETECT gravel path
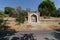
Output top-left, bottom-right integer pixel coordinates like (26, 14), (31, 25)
(9, 30), (60, 40)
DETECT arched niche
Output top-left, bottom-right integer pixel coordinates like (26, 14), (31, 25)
(28, 12), (40, 24)
(31, 14), (37, 22)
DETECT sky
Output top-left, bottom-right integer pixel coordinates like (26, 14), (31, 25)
(0, 0), (60, 11)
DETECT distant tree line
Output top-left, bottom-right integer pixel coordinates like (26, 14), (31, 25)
(0, 0), (60, 24)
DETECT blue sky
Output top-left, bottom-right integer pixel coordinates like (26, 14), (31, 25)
(0, 0), (60, 11)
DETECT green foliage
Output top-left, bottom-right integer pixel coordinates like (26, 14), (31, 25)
(38, 0), (56, 11)
(38, 0), (56, 16)
(22, 10), (28, 18)
(50, 9), (60, 17)
(4, 7), (16, 17)
(16, 6), (28, 23)
(16, 13), (25, 23)
(56, 10), (60, 17)
(0, 10), (5, 17)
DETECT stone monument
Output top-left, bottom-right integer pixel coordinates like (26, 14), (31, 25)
(28, 12), (40, 25)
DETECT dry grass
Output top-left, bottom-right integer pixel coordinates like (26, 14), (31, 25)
(3, 17), (60, 31)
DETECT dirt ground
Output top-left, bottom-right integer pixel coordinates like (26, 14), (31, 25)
(3, 17), (60, 31)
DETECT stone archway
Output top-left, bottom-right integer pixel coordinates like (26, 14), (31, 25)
(31, 14), (37, 23)
(28, 12), (40, 24)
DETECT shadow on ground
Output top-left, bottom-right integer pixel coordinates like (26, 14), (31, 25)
(0, 25), (17, 40)
(52, 29), (60, 40)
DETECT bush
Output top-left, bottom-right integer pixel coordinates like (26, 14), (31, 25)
(16, 15), (25, 23)
(16, 10), (28, 24)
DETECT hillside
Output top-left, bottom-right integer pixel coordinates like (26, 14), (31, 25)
(3, 17), (60, 31)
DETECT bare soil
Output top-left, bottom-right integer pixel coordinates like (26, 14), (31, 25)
(3, 17), (60, 31)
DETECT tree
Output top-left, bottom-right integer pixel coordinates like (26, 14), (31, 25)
(57, 8), (60, 17)
(16, 10), (28, 24)
(16, 6), (22, 14)
(38, 0), (56, 16)
(55, 10), (60, 17)
(16, 6), (28, 24)
(4, 7), (16, 17)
